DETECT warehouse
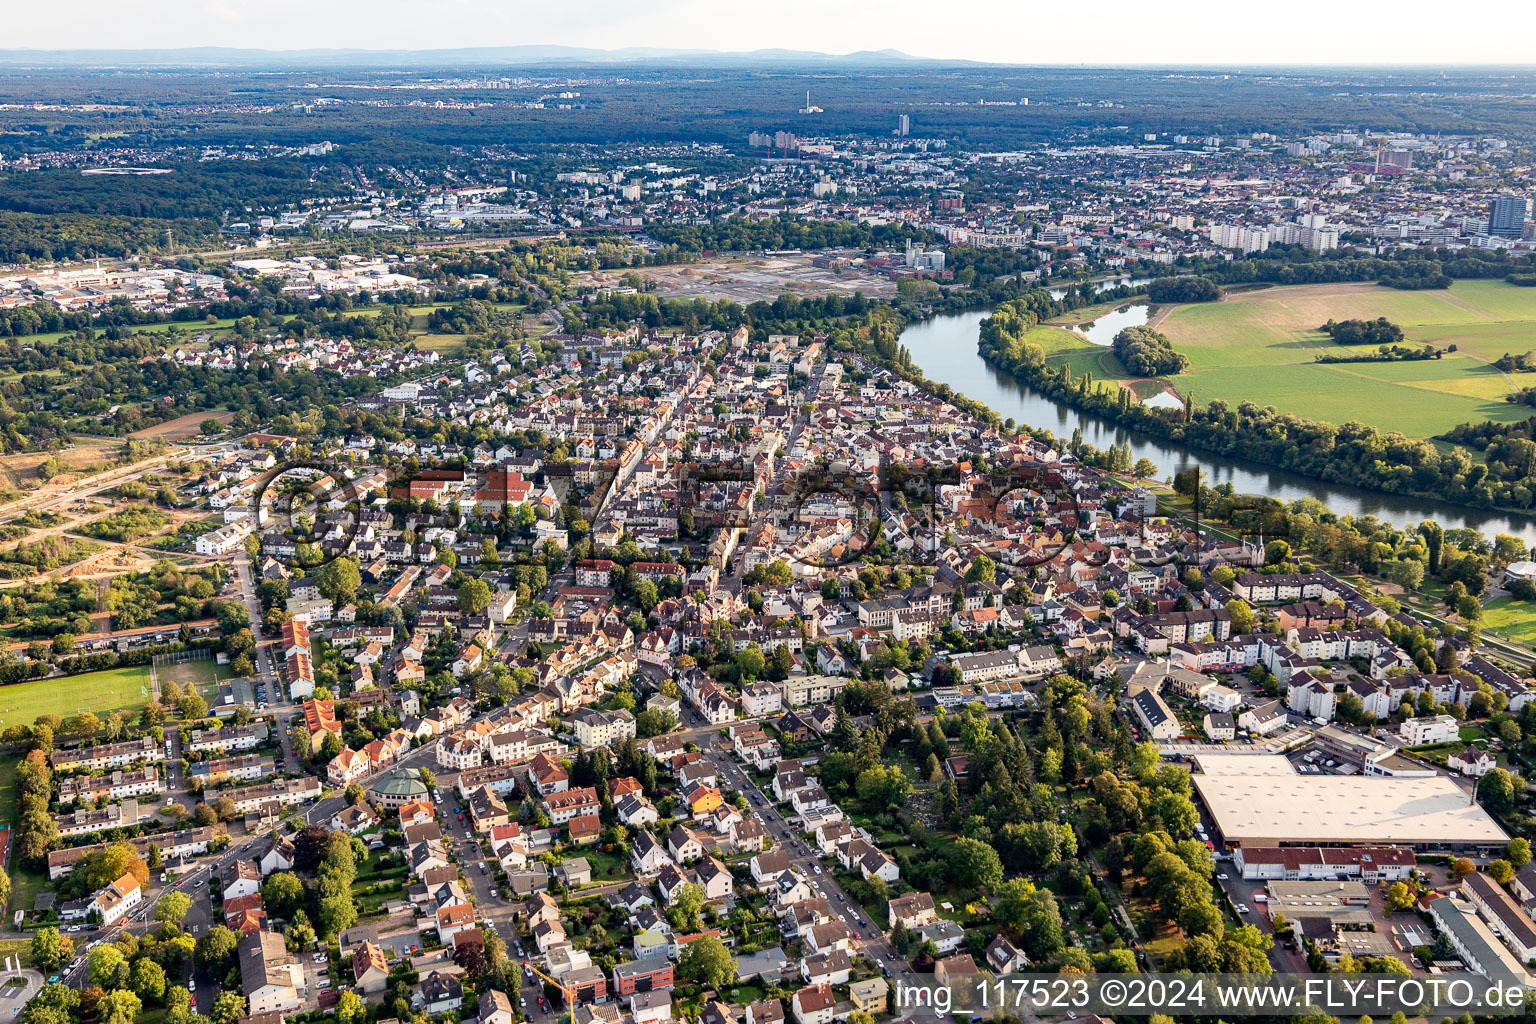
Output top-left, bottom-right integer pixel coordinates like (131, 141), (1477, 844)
(1192, 754), (1508, 855)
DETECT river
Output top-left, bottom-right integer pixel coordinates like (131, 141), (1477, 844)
(900, 306), (1536, 545)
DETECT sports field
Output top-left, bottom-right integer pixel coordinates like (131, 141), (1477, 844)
(0, 666), (152, 731)
(1479, 596), (1536, 646)
(1144, 280), (1536, 437)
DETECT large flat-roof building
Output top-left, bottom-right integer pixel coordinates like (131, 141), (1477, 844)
(1192, 754), (1507, 855)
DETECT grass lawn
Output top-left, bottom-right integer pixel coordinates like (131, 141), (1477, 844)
(568, 847), (631, 885)
(413, 333), (469, 355)
(0, 755), (17, 828)
(1146, 280), (1536, 438)
(724, 984), (767, 1006)
(0, 666), (151, 731)
(7, 869), (46, 924)
(1480, 596), (1536, 646)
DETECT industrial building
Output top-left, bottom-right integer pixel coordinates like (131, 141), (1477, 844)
(1191, 754), (1508, 854)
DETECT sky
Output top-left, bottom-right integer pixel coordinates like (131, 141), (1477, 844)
(5, 0), (1536, 65)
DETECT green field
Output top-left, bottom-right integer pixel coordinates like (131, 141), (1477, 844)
(1039, 281), (1536, 438)
(0, 665), (152, 731)
(1141, 280), (1536, 437)
(0, 754), (18, 827)
(1480, 596), (1536, 646)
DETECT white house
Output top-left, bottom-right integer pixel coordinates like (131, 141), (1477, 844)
(91, 873), (143, 926)
(1401, 715), (1460, 746)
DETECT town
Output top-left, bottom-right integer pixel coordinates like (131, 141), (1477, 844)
(0, 38), (1533, 1024)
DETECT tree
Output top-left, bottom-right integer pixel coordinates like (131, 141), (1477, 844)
(262, 872), (307, 920)
(336, 991), (367, 1024)
(678, 934), (737, 990)
(671, 883), (706, 931)
(316, 558), (361, 605)
(855, 765), (911, 808)
(30, 928), (73, 972)
(965, 554), (996, 584)
(457, 578), (493, 616)
(633, 579), (659, 613)
(284, 917), (317, 954)
(1479, 767), (1525, 813)
(1112, 325), (1188, 377)
(317, 893), (357, 938)
(98, 990), (141, 1024)
(130, 959), (166, 1002)
(1451, 857), (1477, 881)
(1384, 881), (1416, 913)
(1390, 559), (1425, 593)
(87, 944), (128, 989)
(948, 837), (1004, 891)
(293, 826), (333, 870)
(1018, 888), (1066, 960)
(735, 645), (765, 682)
(1489, 859), (1515, 885)
(1225, 599), (1254, 635)
(1094, 948), (1138, 973)
(992, 879), (1035, 934)
(194, 926), (239, 977)
(1508, 837), (1532, 869)
(209, 993), (246, 1024)
(155, 891), (193, 924)
(636, 708), (679, 737)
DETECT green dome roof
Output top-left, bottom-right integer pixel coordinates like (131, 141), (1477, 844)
(371, 767), (428, 798)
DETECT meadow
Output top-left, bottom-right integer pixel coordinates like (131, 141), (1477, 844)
(1147, 280), (1536, 437)
(1037, 280), (1536, 439)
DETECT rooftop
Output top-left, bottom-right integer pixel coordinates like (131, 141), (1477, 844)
(1192, 755), (1508, 846)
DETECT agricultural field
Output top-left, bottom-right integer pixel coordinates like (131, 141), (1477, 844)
(1145, 280), (1536, 438)
(128, 410), (235, 441)
(0, 665), (151, 732)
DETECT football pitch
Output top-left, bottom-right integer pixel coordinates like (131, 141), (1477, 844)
(0, 666), (152, 731)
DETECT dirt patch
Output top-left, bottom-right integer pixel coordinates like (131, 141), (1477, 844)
(579, 254), (902, 305)
(0, 443), (116, 489)
(129, 410), (233, 441)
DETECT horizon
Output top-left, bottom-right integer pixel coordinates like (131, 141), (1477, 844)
(5, 44), (1536, 71)
(3, 0), (1535, 67)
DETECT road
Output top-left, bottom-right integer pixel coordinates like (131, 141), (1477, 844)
(672, 708), (951, 1020)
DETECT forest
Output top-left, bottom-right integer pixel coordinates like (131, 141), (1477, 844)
(1111, 325), (1187, 377)
(3, 65), (1534, 159)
